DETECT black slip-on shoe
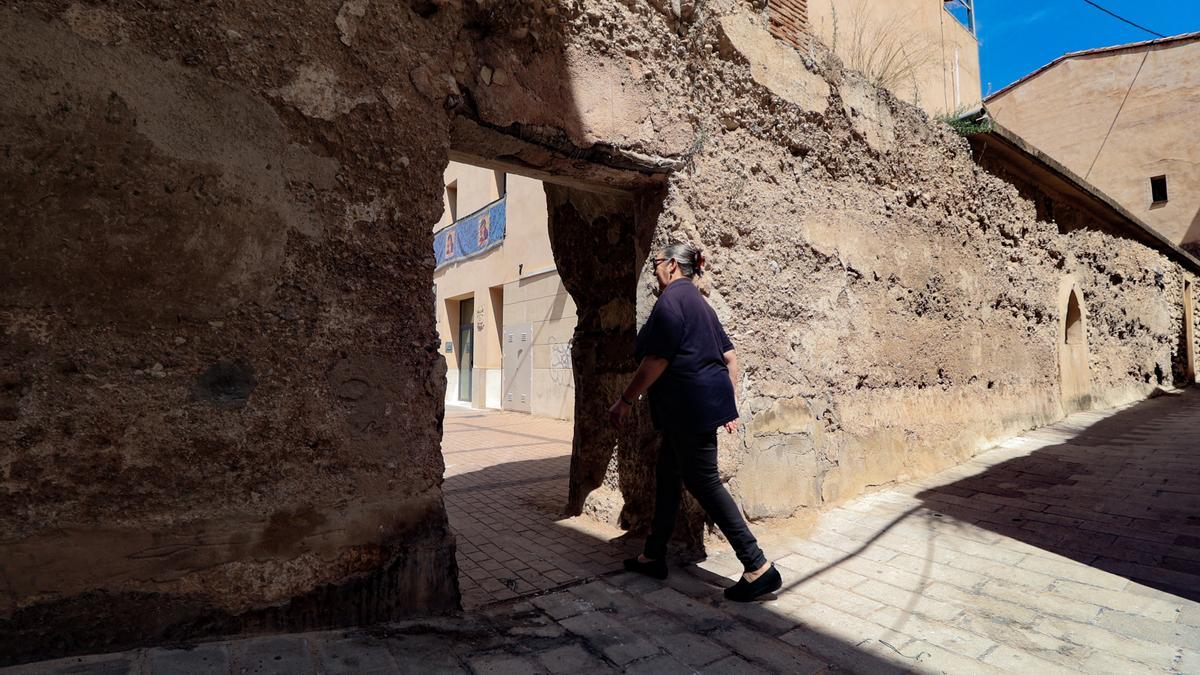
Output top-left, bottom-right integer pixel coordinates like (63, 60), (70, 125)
(723, 564), (782, 602)
(623, 556), (668, 580)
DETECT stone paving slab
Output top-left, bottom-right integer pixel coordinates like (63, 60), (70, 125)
(8, 391), (1200, 673)
(146, 645), (230, 675)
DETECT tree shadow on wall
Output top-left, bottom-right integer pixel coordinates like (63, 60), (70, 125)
(914, 388), (1200, 602)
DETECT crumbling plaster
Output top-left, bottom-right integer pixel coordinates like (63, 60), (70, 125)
(1, 0), (1196, 662)
(1, 0), (463, 661)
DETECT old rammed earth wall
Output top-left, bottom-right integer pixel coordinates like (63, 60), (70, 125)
(1, 0), (1197, 662)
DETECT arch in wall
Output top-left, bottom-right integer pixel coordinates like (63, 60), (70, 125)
(447, 118), (673, 532)
(1184, 280), (1196, 384)
(1058, 282), (1091, 414)
(438, 125), (695, 590)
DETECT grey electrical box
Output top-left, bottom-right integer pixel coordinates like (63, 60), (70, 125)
(502, 322), (532, 413)
(445, 341), (454, 353)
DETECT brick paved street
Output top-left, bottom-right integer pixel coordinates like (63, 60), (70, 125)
(8, 390), (1200, 673)
(442, 406), (636, 608)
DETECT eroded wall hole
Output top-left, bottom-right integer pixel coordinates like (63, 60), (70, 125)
(1065, 292), (1082, 345)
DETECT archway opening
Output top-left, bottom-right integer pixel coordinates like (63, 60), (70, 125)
(1177, 280), (1196, 385)
(1060, 287), (1091, 414)
(1065, 293), (1083, 345)
(431, 145), (667, 608)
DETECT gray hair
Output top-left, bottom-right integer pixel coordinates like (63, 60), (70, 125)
(663, 242), (704, 277)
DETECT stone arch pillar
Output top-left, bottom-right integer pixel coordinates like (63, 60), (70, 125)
(1059, 281), (1091, 414)
(542, 184), (663, 529)
(0, 6), (462, 662)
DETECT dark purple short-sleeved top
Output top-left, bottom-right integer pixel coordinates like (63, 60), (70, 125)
(635, 278), (738, 434)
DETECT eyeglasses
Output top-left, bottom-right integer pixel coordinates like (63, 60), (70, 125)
(652, 258), (673, 268)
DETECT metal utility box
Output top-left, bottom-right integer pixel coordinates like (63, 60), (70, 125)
(502, 323), (532, 413)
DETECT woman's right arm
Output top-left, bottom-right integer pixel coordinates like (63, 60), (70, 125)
(624, 356), (669, 401)
(608, 356), (668, 429)
(723, 349), (739, 395)
(722, 349), (740, 433)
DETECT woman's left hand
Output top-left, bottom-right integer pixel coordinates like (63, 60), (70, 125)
(609, 400), (631, 429)
(723, 418), (740, 434)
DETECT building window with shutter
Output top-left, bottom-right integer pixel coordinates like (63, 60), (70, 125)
(446, 180), (459, 221)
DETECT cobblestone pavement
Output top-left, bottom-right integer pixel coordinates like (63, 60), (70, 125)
(8, 390), (1200, 674)
(441, 406), (636, 608)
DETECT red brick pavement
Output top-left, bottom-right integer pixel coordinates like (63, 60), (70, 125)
(441, 406), (637, 608)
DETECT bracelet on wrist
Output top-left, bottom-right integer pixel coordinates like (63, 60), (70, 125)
(620, 394), (635, 406)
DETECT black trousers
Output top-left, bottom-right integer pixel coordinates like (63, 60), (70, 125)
(643, 429), (768, 572)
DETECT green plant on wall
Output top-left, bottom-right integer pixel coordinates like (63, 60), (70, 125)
(937, 107), (992, 136)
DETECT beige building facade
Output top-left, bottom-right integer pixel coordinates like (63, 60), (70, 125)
(986, 33), (1200, 251)
(433, 161), (576, 420)
(770, 0), (981, 116)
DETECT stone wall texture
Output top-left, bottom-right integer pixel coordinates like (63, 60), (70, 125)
(1, 0), (1197, 663)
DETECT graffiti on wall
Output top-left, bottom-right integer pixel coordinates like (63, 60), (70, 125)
(549, 341), (574, 388)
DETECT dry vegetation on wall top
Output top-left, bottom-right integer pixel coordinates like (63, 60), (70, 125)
(827, 0), (938, 97)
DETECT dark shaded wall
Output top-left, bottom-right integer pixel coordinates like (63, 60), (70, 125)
(0, 1), (464, 663)
(0, 0), (680, 662)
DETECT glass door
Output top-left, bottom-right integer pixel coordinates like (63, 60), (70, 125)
(457, 298), (474, 402)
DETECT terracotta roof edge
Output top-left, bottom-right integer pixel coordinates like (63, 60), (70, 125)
(963, 111), (1200, 275)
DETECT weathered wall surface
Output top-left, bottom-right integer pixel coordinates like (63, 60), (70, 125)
(2, 0), (1198, 662)
(631, 11), (1200, 520)
(476, 4), (1197, 526)
(435, 0), (1198, 531)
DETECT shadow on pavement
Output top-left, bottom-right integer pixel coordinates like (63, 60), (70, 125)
(443, 453), (639, 608)
(438, 454), (935, 673)
(914, 389), (1200, 602)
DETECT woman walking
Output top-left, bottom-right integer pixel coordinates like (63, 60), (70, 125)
(608, 243), (781, 602)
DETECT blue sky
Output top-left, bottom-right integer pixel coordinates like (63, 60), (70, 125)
(975, 0), (1200, 96)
